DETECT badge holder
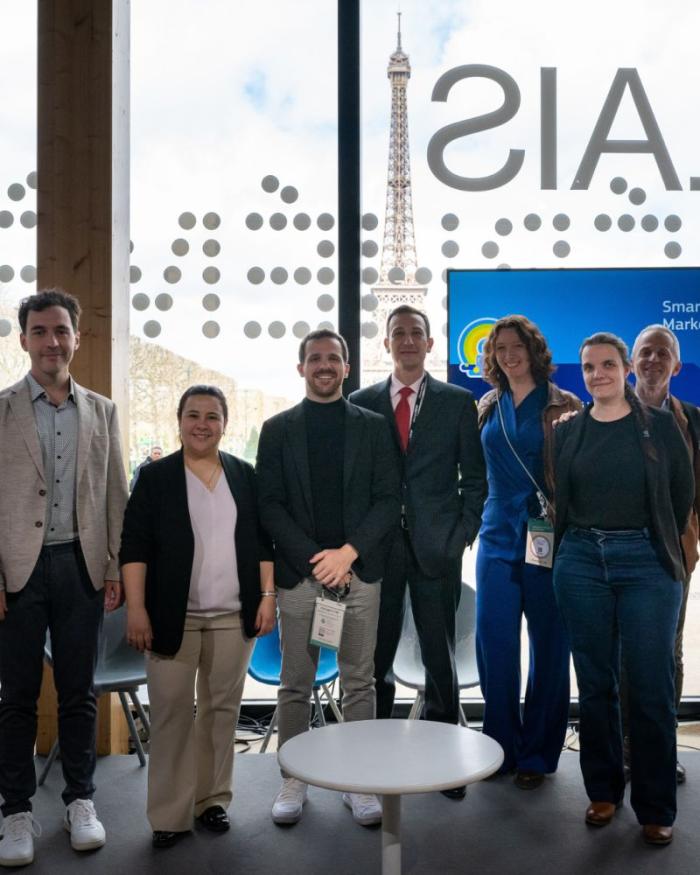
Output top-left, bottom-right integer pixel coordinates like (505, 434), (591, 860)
(309, 587), (347, 651)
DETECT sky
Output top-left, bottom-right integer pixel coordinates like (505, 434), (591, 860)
(1, 0), (700, 398)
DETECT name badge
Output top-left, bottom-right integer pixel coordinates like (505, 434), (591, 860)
(309, 596), (346, 651)
(525, 518), (554, 569)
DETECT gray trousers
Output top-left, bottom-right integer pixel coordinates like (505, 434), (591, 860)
(276, 576), (380, 760)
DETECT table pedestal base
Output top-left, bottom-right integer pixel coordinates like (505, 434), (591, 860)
(381, 794), (401, 875)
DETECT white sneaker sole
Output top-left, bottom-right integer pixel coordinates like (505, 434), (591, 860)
(63, 822), (106, 851)
(0, 851), (34, 868)
(271, 806), (304, 825)
(342, 794), (382, 826)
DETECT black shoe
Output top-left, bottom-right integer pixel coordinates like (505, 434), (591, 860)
(441, 785), (466, 800)
(514, 770), (545, 790)
(152, 831), (186, 848)
(196, 805), (230, 833)
(676, 761), (686, 785)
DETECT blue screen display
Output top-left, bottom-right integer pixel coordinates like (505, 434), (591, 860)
(447, 267), (700, 404)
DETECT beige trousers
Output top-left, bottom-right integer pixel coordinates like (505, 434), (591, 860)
(146, 612), (254, 831)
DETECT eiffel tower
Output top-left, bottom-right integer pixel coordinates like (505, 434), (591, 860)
(363, 12), (439, 384)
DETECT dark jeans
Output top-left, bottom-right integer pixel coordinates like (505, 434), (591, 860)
(0, 542), (103, 814)
(553, 527), (681, 826)
(374, 528), (461, 723)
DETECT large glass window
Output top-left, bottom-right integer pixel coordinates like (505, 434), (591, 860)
(0, 3), (37, 387)
(361, 0), (700, 699)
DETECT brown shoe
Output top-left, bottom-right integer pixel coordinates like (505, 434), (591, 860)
(642, 825), (673, 846)
(585, 801), (620, 827)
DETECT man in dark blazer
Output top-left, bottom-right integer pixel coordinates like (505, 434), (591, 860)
(350, 305), (486, 797)
(256, 329), (399, 827)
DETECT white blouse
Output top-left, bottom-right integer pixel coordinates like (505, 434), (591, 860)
(185, 467), (241, 614)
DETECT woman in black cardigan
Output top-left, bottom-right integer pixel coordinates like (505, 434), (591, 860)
(552, 333), (692, 847)
(120, 385), (274, 848)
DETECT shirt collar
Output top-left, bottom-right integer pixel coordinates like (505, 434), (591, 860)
(390, 373), (425, 399)
(26, 372), (76, 404)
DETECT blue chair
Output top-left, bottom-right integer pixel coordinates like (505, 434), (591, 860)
(37, 606), (150, 785)
(248, 624), (342, 752)
(393, 581), (479, 726)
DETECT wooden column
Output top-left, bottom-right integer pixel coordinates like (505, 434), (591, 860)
(36, 0), (130, 755)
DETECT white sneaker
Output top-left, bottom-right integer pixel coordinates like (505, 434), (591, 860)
(0, 812), (41, 867)
(342, 792), (382, 826)
(63, 799), (106, 851)
(271, 778), (308, 824)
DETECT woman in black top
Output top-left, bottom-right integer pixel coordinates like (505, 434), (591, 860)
(552, 333), (693, 847)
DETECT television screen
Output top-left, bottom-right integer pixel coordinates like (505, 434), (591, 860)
(447, 267), (700, 405)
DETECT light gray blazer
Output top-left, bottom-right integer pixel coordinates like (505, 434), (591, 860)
(0, 376), (129, 592)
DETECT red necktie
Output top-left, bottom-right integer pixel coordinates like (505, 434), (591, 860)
(395, 386), (414, 452)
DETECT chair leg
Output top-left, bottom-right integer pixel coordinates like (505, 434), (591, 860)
(37, 738), (60, 787)
(260, 707), (277, 754)
(118, 691), (147, 767)
(407, 691), (424, 720)
(458, 704), (468, 727)
(130, 689), (151, 737)
(312, 688), (326, 726)
(320, 682), (343, 723)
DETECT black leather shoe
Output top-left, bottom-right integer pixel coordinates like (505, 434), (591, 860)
(152, 830), (186, 848)
(676, 761), (686, 784)
(196, 805), (230, 832)
(514, 770), (545, 790)
(441, 785), (466, 800)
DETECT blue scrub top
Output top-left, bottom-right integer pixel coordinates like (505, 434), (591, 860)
(479, 383), (548, 560)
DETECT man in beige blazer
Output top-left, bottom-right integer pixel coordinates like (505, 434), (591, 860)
(0, 290), (128, 868)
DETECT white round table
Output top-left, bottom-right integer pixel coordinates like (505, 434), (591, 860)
(278, 719), (504, 875)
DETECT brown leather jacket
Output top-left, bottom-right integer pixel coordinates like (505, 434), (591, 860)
(478, 382), (582, 512)
(669, 396), (700, 575)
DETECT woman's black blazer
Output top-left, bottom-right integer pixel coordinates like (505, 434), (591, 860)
(119, 449), (273, 655)
(553, 404), (694, 583)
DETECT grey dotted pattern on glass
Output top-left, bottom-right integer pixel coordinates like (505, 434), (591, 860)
(441, 269), (447, 282)
(155, 293), (173, 311)
(553, 241), (571, 258)
(130, 266), (142, 283)
(442, 323), (448, 337)
(0, 319), (11, 338)
(665, 242), (682, 259)
(202, 293), (220, 311)
(618, 214), (635, 232)
(441, 213), (459, 231)
(317, 267), (335, 285)
(247, 267), (265, 284)
(132, 293), (150, 311)
(442, 240), (459, 258)
(481, 241), (499, 259)
(178, 212), (196, 230)
(270, 267), (288, 285)
(414, 267), (432, 285)
(362, 267), (378, 285)
(245, 213), (263, 231)
(610, 177), (627, 195)
(294, 267), (312, 285)
(553, 213), (570, 231)
(202, 321), (220, 338)
(261, 175), (279, 193)
(293, 213), (311, 230)
(164, 266), (181, 284)
(594, 214), (613, 231)
(524, 214), (541, 231)
(362, 213), (379, 231)
(270, 213), (287, 231)
(293, 321), (310, 339)
(362, 322), (379, 339)
(26, 171), (37, 189)
(317, 294), (335, 312)
(318, 321), (335, 331)
(317, 240), (335, 258)
(495, 218), (512, 236)
(317, 213), (335, 231)
(268, 321), (286, 338)
(0, 265), (15, 282)
(203, 239), (220, 257)
(388, 266), (405, 282)
(143, 320), (161, 338)
(203, 267), (220, 284)
(281, 186), (298, 204)
(20, 265), (36, 283)
(362, 293), (379, 311)
(665, 215), (682, 232)
(244, 321), (262, 339)
(20, 211), (36, 229)
(172, 238), (189, 256)
(362, 240), (378, 258)
(641, 215), (659, 232)
(203, 212), (221, 230)
(129, 240), (134, 254)
(0, 211), (13, 228)
(497, 264), (511, 270)
(8, 184), (25, 201)
(629, 187), (646, 206)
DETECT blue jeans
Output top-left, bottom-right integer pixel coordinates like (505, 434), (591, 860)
(553, 527), (681, 826)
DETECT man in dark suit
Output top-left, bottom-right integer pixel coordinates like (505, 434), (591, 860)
(256, 329), (399, 827)
(350, 305), (486, 797)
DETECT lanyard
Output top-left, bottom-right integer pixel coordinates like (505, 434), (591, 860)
(405, 376), (427, 449)
(495, 392), (550, 518)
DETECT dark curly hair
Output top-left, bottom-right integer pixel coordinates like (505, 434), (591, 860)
(481, 315), (555, 390)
